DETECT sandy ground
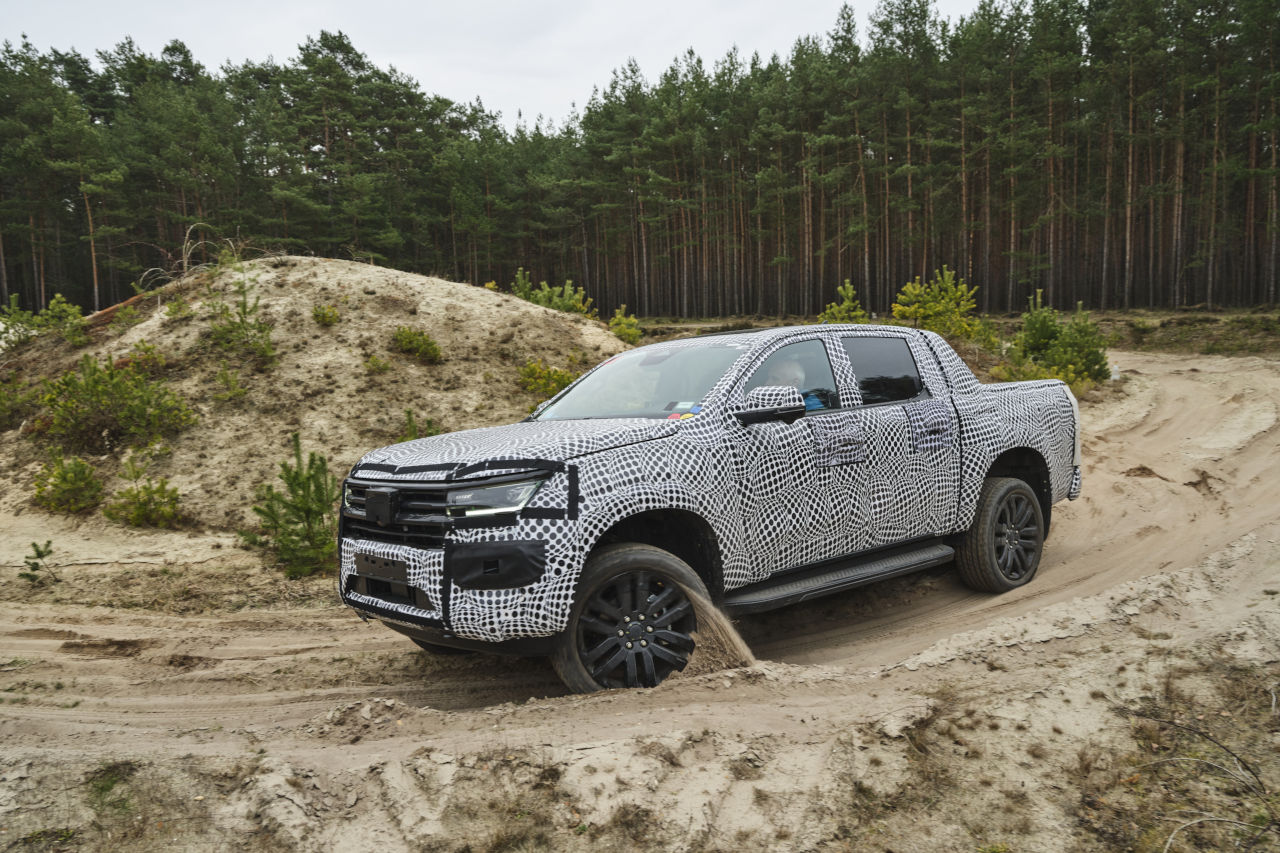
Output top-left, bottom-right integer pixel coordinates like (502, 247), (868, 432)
(1, 267), (1278, 850)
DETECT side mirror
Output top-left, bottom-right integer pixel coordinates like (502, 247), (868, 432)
(734, 386), (807, 426)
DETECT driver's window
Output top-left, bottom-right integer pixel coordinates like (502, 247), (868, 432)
(746, 340), (839, 411)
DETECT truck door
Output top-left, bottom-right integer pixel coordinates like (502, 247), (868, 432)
(836, 335), (961, 549)
(726, 338), (857, 581)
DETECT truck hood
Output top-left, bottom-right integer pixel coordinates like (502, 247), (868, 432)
(350, 418), (679, 481)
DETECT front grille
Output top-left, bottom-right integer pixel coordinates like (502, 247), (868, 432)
(342, 480), (452, 548)
(343, 574), (434, 610)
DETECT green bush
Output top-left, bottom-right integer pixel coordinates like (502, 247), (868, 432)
(391, 327), (443, 364)
(891, 266), (994, 347)
(104, 454), (182, 528)
(1, 294), (89, 349)
(1043, 310), (1111, 384)
(312, 304), (340, 327)
(109, 304), (142, 332)
(609, 305), (642, 344)
(19, 540), (56, 585)
(0, 295), (37, 349)
(123, 340), (166, 376)
(0, 373), (37, 431)
(164, 298), (193, 321)
(213, 363), (247, 404)
(512, 267), (597, 318)
(818, 281), (870, 324)
(34, 453), (104, 514)
(209, 275), (276, 366)
(242, 433), (340, 578)
(518, 359), (578, 399)
(364, 354), (391, 374)
(999, 291), (1110, 394)
(1019, 291), (1062, 360)
(39, 294), (89, 346)
(398, 409), (443, 442)
(511, 267), (537, 300)
(40, 354), (196, 453)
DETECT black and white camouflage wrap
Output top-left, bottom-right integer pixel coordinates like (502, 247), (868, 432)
(340, 325), (1081, 643)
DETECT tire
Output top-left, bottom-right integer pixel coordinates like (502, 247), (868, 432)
(410, 638), (473, 656)
(551, 544), (708, 693)
(956, 477), (1045, 593)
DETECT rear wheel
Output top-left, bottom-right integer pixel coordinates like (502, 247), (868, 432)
(551, 544), (707, 693)
(956, 477), (1045, 593)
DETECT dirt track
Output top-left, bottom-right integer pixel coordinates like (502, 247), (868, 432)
(2, 349), (1279, 851)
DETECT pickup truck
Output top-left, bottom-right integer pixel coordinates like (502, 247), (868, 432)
(338, 324), (1082, 692)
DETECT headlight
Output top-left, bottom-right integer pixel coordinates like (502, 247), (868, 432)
(343, 483), (356, 508)
(446, 478), (545, 517)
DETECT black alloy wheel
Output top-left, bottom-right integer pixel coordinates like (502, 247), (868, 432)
(956, 477), (1045, 593)
(992, 488), (1041, 582)
(551, 544), (707, 692)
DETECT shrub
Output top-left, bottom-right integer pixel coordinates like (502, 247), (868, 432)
(213, 363), (247, 403)
(39, 294), (89, 346)
(242, 433), (340, 578)
(891, 266), (994, 347)
(999, 291), (1110, 394)
(1, 294), (88, 349)
(818, 281), (870, 324)
(122, 340), (166, 376)
(398, 409), (443, 442)
(0, 373), (37, 431)
(1043, 310), (1111, 385)
(518, 359), (578, 399)
(0, 295), (37, 349)
(312, 304), (340, 327)
(104, 458), (182, 529)
(511, 267), (537, 301)
(19, 541), (56, 585)
(109, 304), (141, 332)
(512, 267), (597, 318)
(391, 327), (443, 364)
(40, 354), (196, 453)
(34, 453), (104, 514)
(609, 305), (642, 344)
(1018, 291), (1061, 360)
(364, 354), (391, 374)
(209, 274), (276, 366)
(164, 298), (193, 321)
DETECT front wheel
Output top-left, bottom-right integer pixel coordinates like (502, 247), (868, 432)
(551, 544), (707, 693)
(956, 477), (1045, 593)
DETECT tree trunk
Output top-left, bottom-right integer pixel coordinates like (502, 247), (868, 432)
(1124, 56), (1135, 310)
(83, 190), (101, 312)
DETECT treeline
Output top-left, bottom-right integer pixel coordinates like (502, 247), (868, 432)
(2, 0), (1277, 317)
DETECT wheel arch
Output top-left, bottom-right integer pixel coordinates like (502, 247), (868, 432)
(986, 447), (1052, 533)
(589, 509), (725, 602)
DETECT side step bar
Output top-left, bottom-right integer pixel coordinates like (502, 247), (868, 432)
(723, 541), (955, 615)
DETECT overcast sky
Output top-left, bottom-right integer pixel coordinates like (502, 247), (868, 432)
(6, 0), (981, 130)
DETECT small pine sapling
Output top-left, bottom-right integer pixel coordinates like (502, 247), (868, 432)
(104, 453), (182, 528)
(243, 433), (340, 577)
(818, 281), (870, 324)
(609, 305), (642, 344)
(19, 540), (56, 585)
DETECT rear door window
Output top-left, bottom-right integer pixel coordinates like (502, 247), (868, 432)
(840, 337), (925, 405)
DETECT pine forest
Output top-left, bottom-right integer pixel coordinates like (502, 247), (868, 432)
(1, 0), (1277, 318)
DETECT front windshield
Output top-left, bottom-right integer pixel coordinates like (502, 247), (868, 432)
(535, 343), (746, 420)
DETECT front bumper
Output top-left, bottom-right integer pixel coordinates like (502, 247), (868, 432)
(337, 464), (580, 642)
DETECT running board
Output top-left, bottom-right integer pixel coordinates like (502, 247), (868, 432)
(722, 542), (955, 615)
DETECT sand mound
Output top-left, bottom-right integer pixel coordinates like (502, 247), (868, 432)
(0, 257), (626, 563)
